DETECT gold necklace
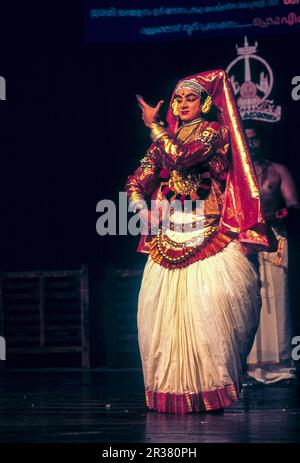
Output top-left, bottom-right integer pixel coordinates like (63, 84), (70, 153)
(181, 117), (204, 127)
(175, 121), (202, 145)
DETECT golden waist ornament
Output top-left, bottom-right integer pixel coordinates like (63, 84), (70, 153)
(149, 224), (233, 269)
(168, 170), (203, 195)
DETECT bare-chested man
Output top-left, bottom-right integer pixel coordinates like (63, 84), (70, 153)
(245, 123), (299, 384)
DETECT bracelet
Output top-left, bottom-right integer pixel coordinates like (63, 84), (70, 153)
(150, 122), (168, 143)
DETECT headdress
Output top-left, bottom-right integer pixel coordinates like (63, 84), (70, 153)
(167, 69), (275, 252)
(175, 79), (207, 96)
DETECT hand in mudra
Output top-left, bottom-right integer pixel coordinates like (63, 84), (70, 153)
(136, 95), (164, 128)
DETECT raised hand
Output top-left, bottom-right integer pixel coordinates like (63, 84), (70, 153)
(136, 95), (164, 128)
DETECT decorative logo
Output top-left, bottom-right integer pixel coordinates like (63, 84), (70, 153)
(226, 36), (281, 122)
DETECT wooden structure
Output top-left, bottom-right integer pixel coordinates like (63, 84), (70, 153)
(103, 267), (143, 368)
(0, 265), (90, 368)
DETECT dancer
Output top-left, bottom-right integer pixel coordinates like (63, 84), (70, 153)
(126, 70), (273, 413)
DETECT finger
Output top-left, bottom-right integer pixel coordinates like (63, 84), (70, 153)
(155, 100), (164, 110)
(137, 95), (154, 110)
(136, 94), (147, 107)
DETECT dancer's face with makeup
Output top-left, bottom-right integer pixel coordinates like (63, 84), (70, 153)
(174, 89), (202, 122)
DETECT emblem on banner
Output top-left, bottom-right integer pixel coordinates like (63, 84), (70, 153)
(226, 36), (281, 122)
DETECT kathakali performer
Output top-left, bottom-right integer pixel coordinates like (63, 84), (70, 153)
(125, 69), (274, 413)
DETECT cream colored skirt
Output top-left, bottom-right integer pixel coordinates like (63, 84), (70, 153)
(138, 240), (261, 413)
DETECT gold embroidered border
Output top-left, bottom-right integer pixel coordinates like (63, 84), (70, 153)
(149, 228), (233, 269)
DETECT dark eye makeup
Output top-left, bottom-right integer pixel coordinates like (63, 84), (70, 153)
(176, 96), (199, 103)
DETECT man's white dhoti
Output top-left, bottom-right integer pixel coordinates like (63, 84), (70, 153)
(247, 226), (296, 384)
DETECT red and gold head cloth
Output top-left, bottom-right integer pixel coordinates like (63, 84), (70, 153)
(166, 69), (276, 253)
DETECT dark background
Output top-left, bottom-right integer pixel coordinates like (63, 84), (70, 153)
(0, 2), (299, 367)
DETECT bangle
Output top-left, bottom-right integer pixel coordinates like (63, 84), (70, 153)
(150, 122), (168, 143)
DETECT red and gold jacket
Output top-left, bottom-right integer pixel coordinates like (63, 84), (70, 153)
(125, 118), (237, 268)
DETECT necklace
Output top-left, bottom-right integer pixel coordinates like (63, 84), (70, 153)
(181, 117), (204, 127)
(175, 120), (203, 145)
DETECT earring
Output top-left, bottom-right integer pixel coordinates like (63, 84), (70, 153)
(172, 99), (179, 116)
(201, 95), (212, 114)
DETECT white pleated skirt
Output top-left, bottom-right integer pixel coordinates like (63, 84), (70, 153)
(138, 240), (261, 413)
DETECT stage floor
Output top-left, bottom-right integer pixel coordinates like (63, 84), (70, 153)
(0, 369), (299, 443)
